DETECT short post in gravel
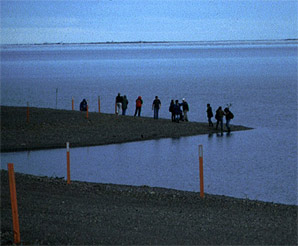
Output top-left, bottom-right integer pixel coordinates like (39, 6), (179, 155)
(199, 145), (204, 198)
(86, 101), (89, 119)
(72, 97), (74, 110)
(66, 142), (71, 184)
(98, 96), (101, 113)
(26, 102), (29, 123)
(7, 163), (21, 244)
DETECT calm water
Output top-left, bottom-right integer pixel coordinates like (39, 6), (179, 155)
(1, 41), (297, 205)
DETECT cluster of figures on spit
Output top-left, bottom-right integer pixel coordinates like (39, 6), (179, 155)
(207, 104), (234, 133)
(80, 94), (234, 132)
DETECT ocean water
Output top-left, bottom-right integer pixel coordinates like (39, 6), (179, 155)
(1, 41), (297, 205)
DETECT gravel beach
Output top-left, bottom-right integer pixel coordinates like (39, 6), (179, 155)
(1, 171), (297, 245)
(1, 106), (297, 245)
(1, 106), (251, 152)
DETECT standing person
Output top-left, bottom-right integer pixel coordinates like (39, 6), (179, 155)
(115, 93), (122, 115)
(215, 106), (225, 132)
(152, 96), (161, 119)
(121, 95), (129, 115)
(80, 99), (87, 111)
(169, 100), (175, 122)
(173, 100), (182, 123)
(206, 104), (214, 127)
(224, 107), (234, 132)
(134, 96), (143, 117)
(181, 98), (189, 122)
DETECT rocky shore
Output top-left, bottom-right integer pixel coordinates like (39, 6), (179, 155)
(1, 106), (297, 245)
(1, 106), (251, 152)
(1, 171), (297, 245)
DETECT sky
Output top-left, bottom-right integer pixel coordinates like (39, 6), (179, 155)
(1, 0), (298, 44)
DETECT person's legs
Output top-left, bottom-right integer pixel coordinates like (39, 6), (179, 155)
(122, 109), (126, 115)
(226, 119), (231, 132)
(184, 110), (188, 121)
(138, 107), (141, 116)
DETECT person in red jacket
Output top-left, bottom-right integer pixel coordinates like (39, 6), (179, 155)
(134, 96), (143, 117)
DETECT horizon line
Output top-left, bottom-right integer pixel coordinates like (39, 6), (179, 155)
(1, 38), (298, 46)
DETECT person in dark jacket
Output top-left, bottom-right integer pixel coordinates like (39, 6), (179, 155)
(169, 100), (175, 122)
(224, 107), (234, 132)
(134, 96), (143, 117)
(152, 96), (161, 119)
(115, 93), (122, 115)
(121, 95), (129, 115)
(215, 106), (225, 132)
(173, 100), (182, 123)
(206, 104), (214, 127)
(181, 98), (189, 122)
(80, 99), (87, 111)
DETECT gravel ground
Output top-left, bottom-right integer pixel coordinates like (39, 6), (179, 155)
(1, 106), (251, 152)
(1, 171), (297, 245)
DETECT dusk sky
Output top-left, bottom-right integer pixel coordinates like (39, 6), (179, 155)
(1, 0), (297, 44)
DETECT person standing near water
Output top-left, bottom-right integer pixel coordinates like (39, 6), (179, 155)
(181, 98), (189, 122)
(169, 100), (175, 122)
(215, 106), (225, 132)
(115, 93), (122, 115)
(121, 95), (129, 115)
(152, 96), (161, 119)
(80, 99), (87, 111)
(224, 107), (234, 133)
(206, 104), (214, 127)
(134, 96), (143, 117)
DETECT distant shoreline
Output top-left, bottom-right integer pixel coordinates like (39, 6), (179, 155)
(1, 38), (297, 47)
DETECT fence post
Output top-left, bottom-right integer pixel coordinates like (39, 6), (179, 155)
(72, 97), (74, 111)
(66, 142), (70, 184)
(7, 163), (21, 244)
(199, 145), (204, 198)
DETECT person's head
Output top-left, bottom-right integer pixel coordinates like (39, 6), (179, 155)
(207, 103), (210, 107)
(124, 95), (126, 98)
(218, 106), (222, 110)
(224, 107), (229, 113)
(175, 100), (179, 104)
(118, 93), (120, 96)
(155, 96), (158, 99)
(182, 98), (185, 102)
(138, 96), (141, 99)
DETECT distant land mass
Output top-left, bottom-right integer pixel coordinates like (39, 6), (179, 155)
(1, 38), (298, 46)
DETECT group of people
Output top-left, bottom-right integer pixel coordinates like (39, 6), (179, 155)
(81, 95), (234, 132)
(206, 104), (234, 132)
(169, 98), (189, 123)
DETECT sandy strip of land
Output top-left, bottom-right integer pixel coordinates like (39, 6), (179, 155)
(1, 106), (251, 152)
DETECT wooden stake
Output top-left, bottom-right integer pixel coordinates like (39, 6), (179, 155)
(7, 163), (21, 244)
(66, 142), (70, 184)
(199, 145), (204, 198)
(72, 97), (74, 110)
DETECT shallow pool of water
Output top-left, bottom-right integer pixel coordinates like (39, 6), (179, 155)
(1, 128), (297, 205)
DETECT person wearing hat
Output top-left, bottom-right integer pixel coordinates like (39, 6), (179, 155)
(181, 98), (189, 122)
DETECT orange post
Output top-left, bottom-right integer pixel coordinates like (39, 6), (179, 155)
(199, 145), (204, 198)
(66, 142), (70, 184)
(72, 97), (74, 110)
(98, 96), (101, 113)
(7, 163), (21, 244)
(26, 102), (29, 123)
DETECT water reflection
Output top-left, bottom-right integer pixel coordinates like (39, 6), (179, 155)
(1, 129), (297, 205)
